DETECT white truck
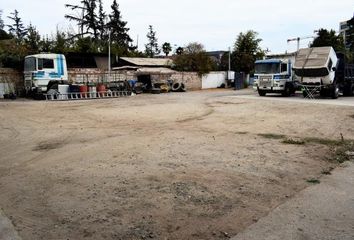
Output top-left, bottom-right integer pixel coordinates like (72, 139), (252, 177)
(293, 46), (354, 99)
(253, 58), (296, 96)
(24, 53), (68, 98)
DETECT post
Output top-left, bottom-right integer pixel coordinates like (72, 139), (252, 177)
(228, 47), (231, 72)
(108, 29), (111, 77)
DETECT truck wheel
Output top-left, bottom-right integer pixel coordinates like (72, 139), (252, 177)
(331, 84), (339, 99)
(282, 85), (291, 97)
(258, 90), (266, 96)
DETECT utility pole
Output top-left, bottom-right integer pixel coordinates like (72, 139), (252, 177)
(108, 29), (111, 76)
(228, 47), (231, 71)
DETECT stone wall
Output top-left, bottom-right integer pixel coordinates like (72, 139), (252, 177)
(0, 68), (23, 93)
(170, 72), (202, 91)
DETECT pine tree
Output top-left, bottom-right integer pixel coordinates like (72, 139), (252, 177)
(108, 0), (132, 54)
(145, 25), (160, 58)
(97, 0), (106, 40)
(25, 23), (41, 54)
(0, 10), (4, 30)
(65, 0), (99, 39)
(7, 10), (27, 42)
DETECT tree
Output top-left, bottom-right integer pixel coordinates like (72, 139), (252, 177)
(39, 35), (52, 53)
(232, 30), (265, 74)
(97, 0), (106, 40)
(173, 42), (215, 75)
(0, 10), (4, 30)
(7, 10), (27, 42)
(145, 25), (160, 57)
(162, 42), (172, 56)
(108, 0), (133, 55)
(52, 29), (70, 54)
(65, 0), (99, 39)
(311, 28), (345, 52)
(176, 46), (183, 55)
(25, 24), (41, 54)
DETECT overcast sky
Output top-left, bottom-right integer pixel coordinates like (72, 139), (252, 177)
(1, 0), (353, 54)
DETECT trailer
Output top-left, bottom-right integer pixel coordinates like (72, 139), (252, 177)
(293, 47), (354, 99)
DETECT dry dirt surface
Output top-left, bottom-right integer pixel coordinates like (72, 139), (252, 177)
(1, 89), (354, 240)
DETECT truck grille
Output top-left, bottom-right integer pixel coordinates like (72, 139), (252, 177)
(259, 76), (272, 88)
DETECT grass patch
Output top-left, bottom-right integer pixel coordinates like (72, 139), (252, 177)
(303, 137), (343, 146)
(258, 133), (285, 140)
(235, 131), (248, 135)
(306, 178), (320, 184)
(282, 138), (306, 145)
(321, 169), (332, 175)
(258, 132), (354, 164)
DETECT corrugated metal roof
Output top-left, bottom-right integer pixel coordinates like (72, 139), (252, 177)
(119, 57), (173, 67)
(137, 67), (176, 74)
(294, 47), (332, 69)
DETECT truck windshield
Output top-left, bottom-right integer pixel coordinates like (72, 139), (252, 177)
(294, 68), (329, 77)
(24, 57), (36, 71)
(255, 63), (280, 74)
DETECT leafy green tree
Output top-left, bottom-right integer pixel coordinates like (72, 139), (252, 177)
(145, 25), (160, 57)
(311, 28), (345, 52)
(108, 0), (133, 55)
(7, 10), (27, 42)
(173, 42), (215, 75)
(162, 42), (172, 56)
(25, 24), (41, 54)
(232, 30), (265, 74)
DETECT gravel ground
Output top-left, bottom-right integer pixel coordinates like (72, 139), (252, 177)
(0, 89), (354, 240)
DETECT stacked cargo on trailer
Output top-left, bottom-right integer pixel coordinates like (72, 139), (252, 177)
(293, 46), (354, 99)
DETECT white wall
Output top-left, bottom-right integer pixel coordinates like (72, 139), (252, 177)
(202, 72), (227, 89)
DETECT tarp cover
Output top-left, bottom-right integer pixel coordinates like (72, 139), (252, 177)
(294, 47), (332, 69)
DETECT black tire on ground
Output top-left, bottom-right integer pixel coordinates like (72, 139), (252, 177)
(258, 90), (266, 96)
(172, 82), (181, 92)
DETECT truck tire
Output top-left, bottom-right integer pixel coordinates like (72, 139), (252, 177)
(258, 89), (266, 96)
(331, 84), (339, 99)
(282, 85), (291, 97)
(343, 84), (354, 96)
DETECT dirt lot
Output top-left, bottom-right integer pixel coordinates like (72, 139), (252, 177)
(1, 89), (354, 240)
